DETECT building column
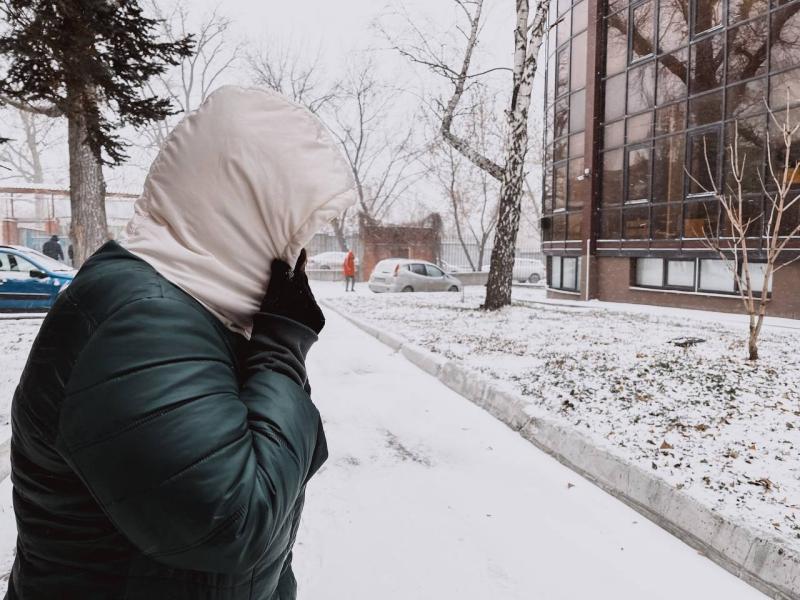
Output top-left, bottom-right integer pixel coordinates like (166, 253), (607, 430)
(1, 219), (19, 245)
(579, 0), (604, 301)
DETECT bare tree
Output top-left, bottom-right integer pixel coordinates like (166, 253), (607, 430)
(326, 62), (426, 229)
(247, 42), (337, 116)
(426, 86), (501, 270)
(389, 0), (548, 310)
(0, 108), (62, 183)
(694, 95), (800, 361)
(143, 1), (241, 149)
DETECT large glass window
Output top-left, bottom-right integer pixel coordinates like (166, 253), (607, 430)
(543, 0), (800, 253)
(667, 259), (696, 287)
(550, 256), (581, 291)
(635, 258), (664, 286)
(699, 259), (735, 292)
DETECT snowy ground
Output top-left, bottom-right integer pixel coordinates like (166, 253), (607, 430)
(0, 304), (766, 597)
(322, 283), (800, 554)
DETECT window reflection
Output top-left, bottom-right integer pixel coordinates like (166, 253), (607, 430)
(658, 0), (689, 52)
(627, 112), (652, 142)
(688, 90), (723, 127)
(693, 0), (722, 35)
(573, 0), (588, 33)
(627, 61), (656, 113)
(602, 150), (624, 206)
(631, 1), (655, 62)
(652, 203), (682, 238)
(554, 164), (568, 210)
(726, 78), (767, 119)
(606, 12), (629, 76)
(627, 145), (652, 201)
(683, 200), (719, 237)
(770, 4), (800, 72)
(655, 102), (686, 135)
(567, 212), (583, 240)
(601, 209), (622, 238)
(769, 67), (800, 109)
(657, 49), (688, 105)
(727, 18), (768, 84)
(554, 96), (569, 138)
(569, 133), (585, 158)
(653, 134), (685, 204)
(605, 73), (626, 121)
(569, 158), (587, 209)
(557, 46), (570, 98)
(690, 33), (724, 94)
(557, 10), (572, 47)
(729, 0), (768, 24)
(571, 32), (587, 91)
(624, 206), (650, 238)
(552, 213), (567, 240)
(605, 120), (625, 148)
(570, 90), (586, 132)
(688, 129), (720, 195)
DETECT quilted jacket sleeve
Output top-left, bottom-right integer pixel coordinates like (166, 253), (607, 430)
(57, 296), (327, 573)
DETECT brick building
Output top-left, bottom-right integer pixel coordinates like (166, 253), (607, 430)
(540, 0), (800, 318)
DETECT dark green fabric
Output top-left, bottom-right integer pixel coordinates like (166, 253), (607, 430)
(6, 241), (327, 599)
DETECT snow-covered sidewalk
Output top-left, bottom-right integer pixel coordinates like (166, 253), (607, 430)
(0, 308), (766, 597)
(321, 284), (800, 559)
(295, 308), (764, 598)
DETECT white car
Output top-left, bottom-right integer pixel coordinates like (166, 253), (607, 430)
(368, 259), (462, 293)
(481, 258), (546, 283)
(307, 251), (358, 270)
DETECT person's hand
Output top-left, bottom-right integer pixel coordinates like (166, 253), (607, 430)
(260, 249), (325, 334)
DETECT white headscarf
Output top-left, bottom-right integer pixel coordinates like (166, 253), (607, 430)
(124, 86), (357, 336)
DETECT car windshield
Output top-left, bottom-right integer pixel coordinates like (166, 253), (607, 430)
(375, 260), (401, 273)
(23, 249), (73, 272)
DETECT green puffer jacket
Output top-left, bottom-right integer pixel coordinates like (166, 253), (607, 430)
(6, 241), (328, 599)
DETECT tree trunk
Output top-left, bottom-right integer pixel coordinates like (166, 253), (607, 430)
(332, 216), (349, 251)
(68, 98), (107, 266)
(748, 325), (759, 361)
(483, 0), (546, 310)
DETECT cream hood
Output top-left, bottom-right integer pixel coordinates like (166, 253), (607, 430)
(124, 86), (356, 336)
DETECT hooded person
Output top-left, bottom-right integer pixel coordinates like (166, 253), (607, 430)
(6, 86), (357, 600)
(42, 234), (64, 261)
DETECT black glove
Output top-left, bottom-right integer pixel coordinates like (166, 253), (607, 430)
(260, 249), (325, 334)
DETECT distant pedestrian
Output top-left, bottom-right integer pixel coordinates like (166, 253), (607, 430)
(42, 235), (64, 261)
(68, 244), (74, 266)
(343, 248), (356, 291)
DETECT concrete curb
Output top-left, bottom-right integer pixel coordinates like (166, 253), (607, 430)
(323, 299), (800, 600)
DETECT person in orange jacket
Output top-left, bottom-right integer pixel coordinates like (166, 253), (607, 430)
(343, 248), (356, 292)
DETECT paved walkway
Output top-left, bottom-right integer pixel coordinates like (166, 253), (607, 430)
(294, 308), (765, 599)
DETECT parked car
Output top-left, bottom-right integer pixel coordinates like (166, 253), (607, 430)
(481, 257), (546, 283)
(440, 260), (473, 273)
(368, 259), (462, 293)
(307, 251), (359, 270)
(0, 245), (76, 311)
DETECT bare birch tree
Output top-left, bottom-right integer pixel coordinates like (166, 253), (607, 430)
(694, 95), (800, 361)
(389, 0), (548, 309)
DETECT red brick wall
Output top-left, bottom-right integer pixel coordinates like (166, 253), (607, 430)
(359, 220), (441, 281)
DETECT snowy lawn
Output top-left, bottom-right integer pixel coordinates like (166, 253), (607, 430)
(324, 286), (800, 550)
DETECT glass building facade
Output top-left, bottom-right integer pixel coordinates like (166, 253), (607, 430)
(541, 0), (800, 315)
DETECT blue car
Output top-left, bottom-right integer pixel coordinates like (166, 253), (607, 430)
(0, 245), (76, 311)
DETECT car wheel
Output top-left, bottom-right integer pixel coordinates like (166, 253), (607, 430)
(528, 273), (541, 284)
(402, 286), (414, 293)
(448, 285), (459, 292)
